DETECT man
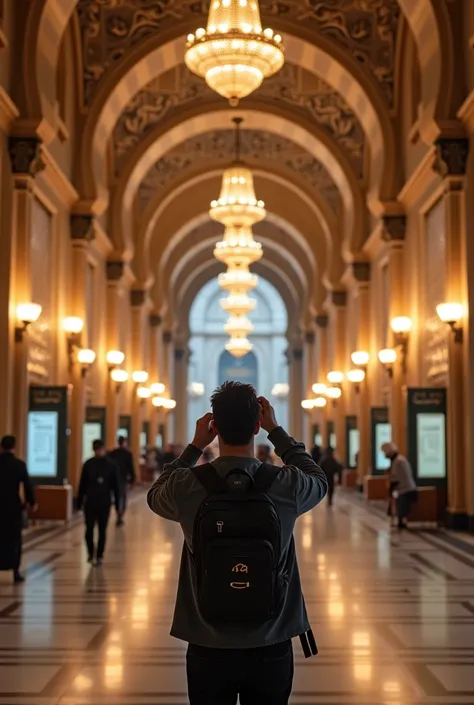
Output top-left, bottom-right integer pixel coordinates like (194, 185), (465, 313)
(0, 436), (36, 583)
(147, 381), (327, 704)
(108, 436), (136, 526)
(77, 439), (120, 565)
(310, 443), (322, 465)
(320, 446), (343, 507)
(256, 443), (273, 464)
(382, 442), (417, 529)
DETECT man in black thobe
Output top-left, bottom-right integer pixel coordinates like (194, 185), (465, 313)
(0, 435), (36, 583)
(108, 436), (136, 526)
(77, 439), (120, 565)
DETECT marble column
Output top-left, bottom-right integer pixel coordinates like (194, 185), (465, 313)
(330, 292), (348, 464)
(8, 137), (45, 456)
(352, 263), (371, 485)
(382, 215), (408, 455)
(130, 290), (148, 466)
(68, 215), (95, 492)
(174, 345), (189, 446)
(433, 138), (469, 522)
(162, 331), (173, 439)
(303, 331), (316, 447)
(148, 314), (162, 446)
(288, 347), (304, 440)
(315, 315), (329, 446)
(105, 261), (125, 450)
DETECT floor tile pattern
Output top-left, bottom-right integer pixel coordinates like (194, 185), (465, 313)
(1, 490), (473, 704)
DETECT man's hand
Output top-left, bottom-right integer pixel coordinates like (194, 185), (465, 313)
(258, 397), (279, 434)
(192, 412), (216, 451)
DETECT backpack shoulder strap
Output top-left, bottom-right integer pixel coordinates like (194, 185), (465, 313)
(253, 462), (281, 493)
(192, 463), (226, 495)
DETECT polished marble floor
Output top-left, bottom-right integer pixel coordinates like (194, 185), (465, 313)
(1, 489), (474, 704)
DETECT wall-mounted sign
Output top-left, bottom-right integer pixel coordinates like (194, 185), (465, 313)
(27, 386), (68, 485)
(407, 388), (447, 484)
(370, 407), (391, 474)
(345, 415), (359, 468)
(83, 407), (106, 462)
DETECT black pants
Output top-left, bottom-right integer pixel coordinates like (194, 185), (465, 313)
(115, 486), (127, 516)
(186, 640), (293, 704)
(84, 505), (111, 559)
(327, 481), (335, 506)
(396, 490), (418, 522)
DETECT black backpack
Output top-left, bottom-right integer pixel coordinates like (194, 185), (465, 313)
(191, 462), (287, 625)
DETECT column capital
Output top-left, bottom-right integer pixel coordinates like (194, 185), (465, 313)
(382, 215), (406, 242)
(434, 137), (469, 177)
(305, 331), (315, 345)
(331, 291), (347, 307)
(149, 313), (162, 327)
(70, 214), (95, 242)
(315, 314), (328, 328)
(352, 261), (371, 282)
(106, 260), (125, 281)
(163, 331), (173, 344)
(130, 289), (146, 307)
(8, 136), (45, 177)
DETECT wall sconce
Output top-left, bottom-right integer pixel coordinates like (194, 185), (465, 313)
(314, 397), (327, 408)
(390, 316), (412, 372)
(77, 348), (96, 377)
(327, 371), (344, 385)
(107, 350), (125, 370)
(137, 386), (151, 400)
(347, 368), (365, 393)
(162, 398), (177, 411)
(301, 399), (316, 411)
(312, 383), (327, 395)
(150, 382), (166, 396)
(152, 396), (165, 408)
(63, 317), (84, 370)
(351, 350), (369, 368)
(132, 370), (149, 386)
(436, 302), (463, 343)
(15, 302), (42, 342)
(378, 348), (397, 378)
(326, 386), (342, 407)
(110, 368), (128, 392)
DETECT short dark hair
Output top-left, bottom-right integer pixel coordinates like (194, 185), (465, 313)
(118, 436), (126, 445)
(1, 435), (16, 451)
(93, 439), (105, 451)
(211, 381), (260, 446)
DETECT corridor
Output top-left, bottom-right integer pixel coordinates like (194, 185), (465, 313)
(0, 492), (473, 704)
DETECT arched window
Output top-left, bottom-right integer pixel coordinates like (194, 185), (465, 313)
(218, 350), (258, 390)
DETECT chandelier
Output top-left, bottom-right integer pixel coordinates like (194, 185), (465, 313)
(214, 225), (262, 266)
(226, 336), (253, 358)
(224, 314), (254, 337)
(219, 264), (258, 294)
(220, 293), (256, 316)
(184, 0), (284, 106)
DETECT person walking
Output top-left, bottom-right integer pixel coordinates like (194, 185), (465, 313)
(0, 435), (37, 583)
(77, 439), (120, 565)
(147, 382), (328, 705)
(381, 442), (418, 529)
(108, 436), (136, 526)
(320, 446), (343, 507)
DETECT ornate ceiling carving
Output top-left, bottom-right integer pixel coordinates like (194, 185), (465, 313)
(138, 128), (342, 215)
(114, 64), (365, 177)
(78, 0), (400, 107)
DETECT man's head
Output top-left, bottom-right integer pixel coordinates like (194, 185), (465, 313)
(93, 439), (106, 457)
(257, 444), (271, 463)
(325, 446), (334, 457)
(381, 442), (398, 460)
(1, 435), (15, 452)
(118, 436), (127, 448)
(210, 381), (261, 447)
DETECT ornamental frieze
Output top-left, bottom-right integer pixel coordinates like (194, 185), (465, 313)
(137, 128), (342, 216)
(78, 0), (399, 106)
(114, 64), (364, 177)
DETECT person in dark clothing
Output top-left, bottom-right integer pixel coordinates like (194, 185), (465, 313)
(320, 447), (343, 507)
(148, 382), (328, 705)
(162, 442), (177, 466)
(256, 443), (273, 464)
(108, 436), (135, 526)
(310, 444), (322, 464)
(77, 439), (120, 565)
(0, 435), (36, 583)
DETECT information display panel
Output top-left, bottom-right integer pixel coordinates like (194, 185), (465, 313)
(82, 422), (101, 463)
(27, 386), (68, 485)
(370, 407), (391, 474)
(345, 416), (358, 468)
(407, 388), (447, 486)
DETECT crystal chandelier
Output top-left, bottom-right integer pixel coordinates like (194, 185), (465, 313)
(226, 336), (253, 357)
(224, 314), (254, 337)
(214, 225), (262, 266)
(220, 293), (256, 316)
(184, 0), (284, 107)
(219, 264), (258, 294)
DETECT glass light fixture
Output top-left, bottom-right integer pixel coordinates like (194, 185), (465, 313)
(220, 293), (257, 316)
(188, 382), (205, 397)
(224, 314), (254, 337)
(347, 369), (366, 384)
(326, 387), (342, 400)
(110, 369), (128, 383)
(327, 371), (344, 385)
(77, 349), (96, 365)
(390, 316), (412, 334)
(436, 302), (463, 324)
(214, 225), (263, 266)
(162, 399), (177, 410)
(184, 0), (284, 106)
(312, 382), (327, 395)
(301, 399), (315, 410)
(271, 383), (289, 398)
(16, 302), (42, 324)
(219, 265), (258, 293)
(137, 386), (151, 399)
(132, 370), (149, 384)
(62, 316), (84, 335)
(152, 396), (165, 408)
(314, 397), (327, 408)
(378, 348), (397, 364)
(225, 336), (252, 357)
(150, 382), (166, 395)
(351, 350), (369, 366)
(107, 350), (125, 367)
